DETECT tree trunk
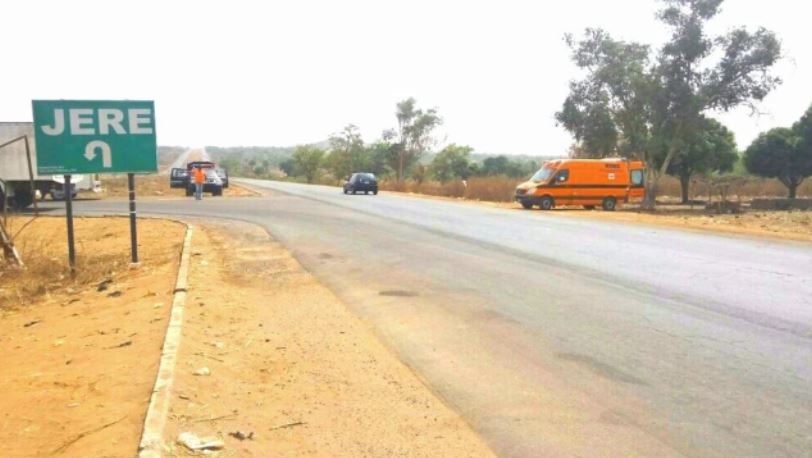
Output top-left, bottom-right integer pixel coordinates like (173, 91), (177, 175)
(788, 183), (797, 199)
(641, 147), (679, 211)
(679, 172), (691, 204)
(641, 168), (659, 211)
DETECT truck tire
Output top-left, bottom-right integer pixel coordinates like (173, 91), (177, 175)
(13, 191), (33, 210)
(520, 200), (534, 210)
(186, 187), (193, 197)
(213, 188), (223, 196)
(602, 197), (617, 211)
(539, 196), (554, 210)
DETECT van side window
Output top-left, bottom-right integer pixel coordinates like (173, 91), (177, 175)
(631, 170), (644, 187)
(553, 169), (569, 184)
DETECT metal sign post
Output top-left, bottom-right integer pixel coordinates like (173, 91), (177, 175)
(64, 175), (76, 272)
(128, 173), (139, 264)
(32, 100), (158, 270)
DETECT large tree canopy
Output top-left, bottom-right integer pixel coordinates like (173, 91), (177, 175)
(667, 117), (738, 203)
(745, 104), (812, 199)
(429, 144), (474, 183)
(292, 145), (325, 184)
(556, 0), (781, 209)
(325, 124), (365, 180)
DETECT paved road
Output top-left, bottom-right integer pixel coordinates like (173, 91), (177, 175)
(66, 180), (812, 457)
(160, 147), (209, 175)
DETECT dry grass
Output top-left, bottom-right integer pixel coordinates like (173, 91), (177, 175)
(657, 176), (812, 200)
(0, 216), (183, 309)
(379, 175), (811, 204)
(96, 175), (258, 198)
(381, 176), (519, 202)
(97, 174), (174, 198)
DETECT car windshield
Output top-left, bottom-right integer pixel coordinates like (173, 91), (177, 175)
(530, 167), (554, 182)
(359, 173), (375, 181)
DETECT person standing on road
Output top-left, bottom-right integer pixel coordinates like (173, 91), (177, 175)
(193, 166), (205, 201)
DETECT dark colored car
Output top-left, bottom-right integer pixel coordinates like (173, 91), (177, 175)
(343, 173), (378, 195)
(170, 167), (189, 188)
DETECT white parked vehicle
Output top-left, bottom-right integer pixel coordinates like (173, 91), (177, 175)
(1, 122), (102, 209)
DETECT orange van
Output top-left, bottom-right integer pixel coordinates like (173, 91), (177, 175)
(515, 158), (645, 211)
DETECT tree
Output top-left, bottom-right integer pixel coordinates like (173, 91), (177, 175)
(557, 0), (781, 209)
(363, 141), (395, 177)
(481, 155), (538, 178)
(745, 128), (810, 199)
(292, 145), (325, 183)
(794, 103), (812, 164)
(429, 144), (474, 183)
(392, 98), (443, 180)
(481, 156), (509, 176)
(325, 124), (365, 180)
(279, 158), (296, 177)
(667, 118), (738, 203)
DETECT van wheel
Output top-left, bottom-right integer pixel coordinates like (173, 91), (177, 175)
(520, 201), (534, 210)
(602, 197), (617, 211)
(584, 205), (596, 210)
(539, 196), (554, 210)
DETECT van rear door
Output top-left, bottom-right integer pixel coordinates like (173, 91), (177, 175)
(629, 169), (645, 199)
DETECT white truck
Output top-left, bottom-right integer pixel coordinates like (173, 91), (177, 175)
(0, 122), (100, 209)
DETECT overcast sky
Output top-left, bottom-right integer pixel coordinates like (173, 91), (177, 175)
(1, 0), (808, 155)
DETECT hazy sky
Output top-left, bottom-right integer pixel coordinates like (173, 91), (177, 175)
(1, 0), (808, 155)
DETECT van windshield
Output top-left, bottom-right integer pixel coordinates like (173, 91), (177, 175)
(530, 167), (554, 182)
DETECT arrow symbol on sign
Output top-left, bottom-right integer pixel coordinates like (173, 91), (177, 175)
(84, 141), (113, 168)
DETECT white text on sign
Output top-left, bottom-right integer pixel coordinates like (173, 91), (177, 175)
(40, 108), (154, 136)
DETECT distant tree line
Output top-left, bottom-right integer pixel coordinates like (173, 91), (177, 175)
(285, 98), (540, 184)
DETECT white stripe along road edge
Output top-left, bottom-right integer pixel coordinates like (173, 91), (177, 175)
(138, 225), (193, 457)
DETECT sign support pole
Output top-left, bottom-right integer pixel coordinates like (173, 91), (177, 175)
(127, 173), (139, 264)
(23, 136), (38, 216)
(64, 174), (76, 273)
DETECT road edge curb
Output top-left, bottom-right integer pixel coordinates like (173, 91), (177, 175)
(137, 224), (194, 457)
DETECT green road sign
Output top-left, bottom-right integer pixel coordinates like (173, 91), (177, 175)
(32, 100), (158, 174)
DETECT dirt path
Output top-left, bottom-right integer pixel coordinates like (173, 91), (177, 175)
(1, 216), (494, 456)
(0, 217), (186, 457)
(159, 221), (495, 457)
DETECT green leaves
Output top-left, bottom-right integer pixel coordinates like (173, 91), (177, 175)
(557, 0), (782, 208)
(292, 145), (326, 184)
(745, 123), (811, 199)
(428, 144), (474, 183)
(393, 98), (443, 180)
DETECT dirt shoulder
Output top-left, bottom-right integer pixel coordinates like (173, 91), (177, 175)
(160, 220), (494, 457)
(557, 206), (812, 243)
(0, 215), (493, 456)
(377, 190), (812, 243)
(0, 216), (186, 457)
(238, 180), (812, 244)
